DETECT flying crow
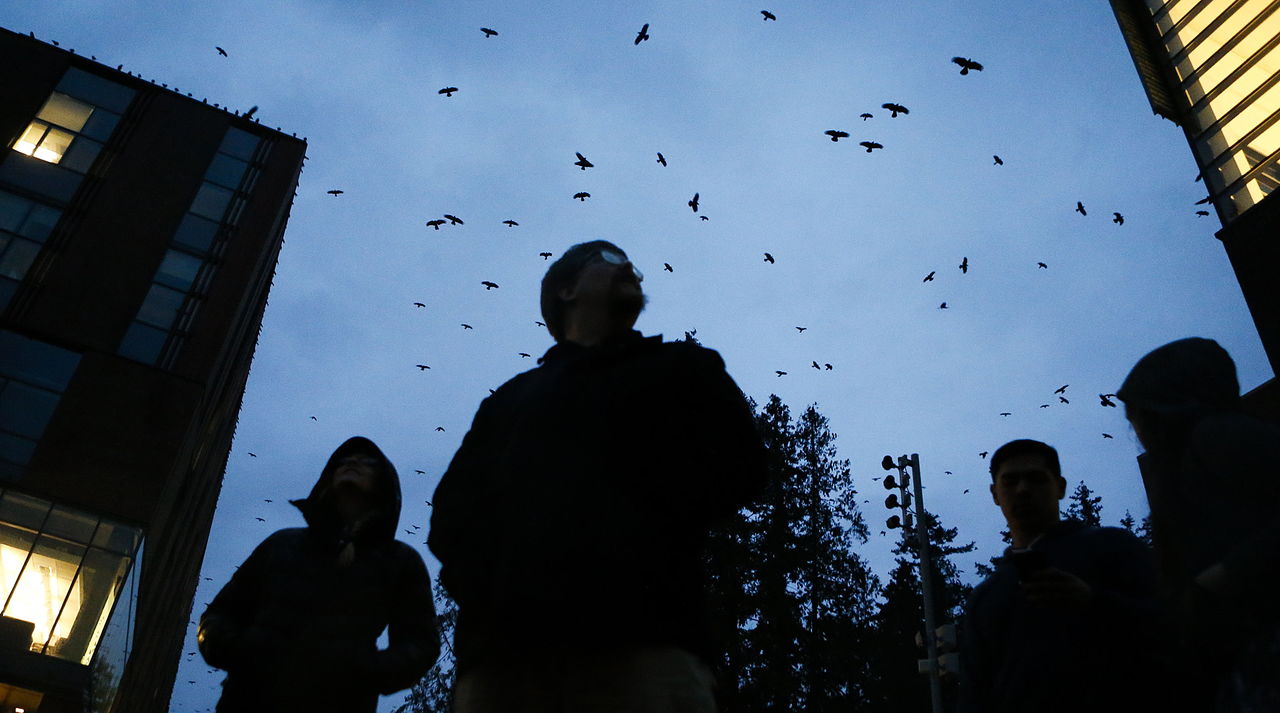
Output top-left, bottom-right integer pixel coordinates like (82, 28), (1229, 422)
(951, 56), (983, 74)
(635, 23), (650, 44)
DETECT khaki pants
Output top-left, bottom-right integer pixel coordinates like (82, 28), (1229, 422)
(453, 646), (717, 713)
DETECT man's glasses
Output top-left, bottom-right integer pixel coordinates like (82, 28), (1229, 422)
(595, 249), (643, 282)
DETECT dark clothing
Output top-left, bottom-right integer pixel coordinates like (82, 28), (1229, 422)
(429, 331), (768, 674)
(1119, 338), (1280, 709)
(199, 437), (439, 713)
(959, 520), (1161, 713)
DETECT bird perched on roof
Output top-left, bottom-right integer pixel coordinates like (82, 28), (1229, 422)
(1055, 384), (1068, 394)
(656, 152), (667, 166)
(444, 214), (464, 225)
(775, 370), (787, 377)
(882, 102), (909, 117)
(860, 141), (883, 153)
(1076, 201), (1087, 216)
(481, 27), (498, 37)
(539, 252), (552, 260)
(824, 129), (850, 142)
(216, 46), (228, 57)
(993, 155), (1003, 165)
(481, 281), (499, 290)
(763, 253), (775, 264)
(243, 106), (259, 119)
(461, 324), (473, 330)
(634, 23), (650, 44)
(951, 56), (983, 74)
(416, 364), (430, 371)
(327, 189), (343, 196)
(664, 263), (673, 272)
(1113, 212), (1124, 225)
(761, 10), (777, 20)
(688, 193), (699, 212)
(1099, 393), (1117, 407)
(923, 271), (935, 282)
(574, 152), (593, 170)
(939, 302), (948, 309)
(573, 192), (590, 201)
(503, 220), (519, 227)
(1037, 262), (1048, 269)
(959, 257), (968, 274)
(426, 219), (445, 230)
(439, 87), (458, 97)
(860, 113), (873, 120)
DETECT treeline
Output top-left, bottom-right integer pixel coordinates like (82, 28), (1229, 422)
(397, 394), (1148, 713)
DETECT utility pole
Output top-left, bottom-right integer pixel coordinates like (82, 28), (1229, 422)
(881, 453), (943, 713)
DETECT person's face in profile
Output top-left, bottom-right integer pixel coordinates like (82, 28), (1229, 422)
(561, 249), (646, 321)
(990, 454), (1065, 532)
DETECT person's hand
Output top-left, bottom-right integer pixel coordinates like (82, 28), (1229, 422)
(1193, 562), (1228, 595)
(1020, 567), (1093, 608)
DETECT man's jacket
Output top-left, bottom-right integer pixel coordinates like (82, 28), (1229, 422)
(199, 436), (439, 713)
(429, 331), (768, 672)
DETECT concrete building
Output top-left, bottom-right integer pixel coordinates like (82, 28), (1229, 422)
(1110, 0), (1280, 408)
(0, 27), (305, 713)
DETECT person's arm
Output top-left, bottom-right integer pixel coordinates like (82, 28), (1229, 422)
(682, 346), (769, 514)
(361, 545), (441, 694)
(197, 532), (283, 672)
(428, 395), (498, 605)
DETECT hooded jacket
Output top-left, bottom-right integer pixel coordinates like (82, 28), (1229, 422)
(429, 331), (768, 673)
(1117, 338), (1280, 660)
(199, 437), (439, 713)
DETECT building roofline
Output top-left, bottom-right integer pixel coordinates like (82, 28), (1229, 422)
(1108, 0), (1188, 124)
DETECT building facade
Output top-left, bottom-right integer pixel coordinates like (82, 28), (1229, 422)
(0, 28), (305, 713)
(1111, 0), (1280, 398)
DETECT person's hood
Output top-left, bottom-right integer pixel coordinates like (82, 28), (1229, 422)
(1116, 337), (1239, 419)
(289, 436), (402, 543)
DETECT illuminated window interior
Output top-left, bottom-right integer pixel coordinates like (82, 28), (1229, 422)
(11, 93), (94, 165)
(0, 491), (140, 665)
(1142, 0), (1280, 219)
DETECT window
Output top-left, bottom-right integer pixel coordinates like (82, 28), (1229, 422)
(0, 331), (80, 480)
(0, 489), (142, 666)
(11, 93), (114, 171)
(0, 190), (63, 310)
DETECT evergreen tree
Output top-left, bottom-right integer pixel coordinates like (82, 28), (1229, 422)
(865, 508), (976, 713)
(1064, 480), (1103, 526)
(394, 586), (457, 713)
(706, 396), (880, 711)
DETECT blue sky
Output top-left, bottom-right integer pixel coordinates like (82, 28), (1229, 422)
(4, 1), (1273, 710)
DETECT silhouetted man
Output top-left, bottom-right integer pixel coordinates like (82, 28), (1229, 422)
(430, 240), (768, 712)
(959, 439), (1162, 713)
(199, 437), (439, 713)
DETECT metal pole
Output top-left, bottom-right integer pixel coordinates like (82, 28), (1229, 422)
(906, 453), (944, 713)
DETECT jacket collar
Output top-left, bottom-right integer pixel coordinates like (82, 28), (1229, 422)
(538, 330), (661, 365)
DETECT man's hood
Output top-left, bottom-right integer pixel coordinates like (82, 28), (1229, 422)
(1116, 337), (1239, 419)
(290, 436), (402, 542)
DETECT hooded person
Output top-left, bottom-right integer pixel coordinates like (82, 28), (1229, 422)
(1117, 338), (1280, 711)
(199, 436), (439, 713)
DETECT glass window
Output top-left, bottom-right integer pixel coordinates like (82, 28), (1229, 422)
(205, 153), (248, 190)
(219, 127), (260, 161)
(172, 214), (218, 253)
(91, 521), (141, 556)
(0, 432), (36, 470)
(136, 284), (186, 329)
(5, 534), (87, 654)
(0, 381), (61, 439)
(56, 546), (133, 663)
(80, 110), (121, 142)
(117, 322), (167, 365)
(20, 203), (61, 241)
(190, 182), (233, 221)
(0, 330), (82, 391)
(0, 191), (29, 232)
(44, 507), (99, 543)
(55, 68), (135, 114)
(60, 138), (102, 174)
(0, 490), (51, 530)
(154, 249), (203, 291)
(0, 154), (84, 202)
(89, 539), (142, 710)
(36, 93), (94, 133)
(12, 122), (50, 158)
(0, 238), (41, 280)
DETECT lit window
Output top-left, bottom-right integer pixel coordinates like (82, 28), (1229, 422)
(11, 94), (94, 165)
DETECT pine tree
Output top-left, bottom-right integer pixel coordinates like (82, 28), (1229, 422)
(394, 586), (457, 713)
(1065, 480), (1103, 526)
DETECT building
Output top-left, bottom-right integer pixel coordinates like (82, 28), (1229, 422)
(1110, 0), (1280, 408)
(0, 27), (306, 713)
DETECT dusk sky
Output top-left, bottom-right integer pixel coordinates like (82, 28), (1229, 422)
(4, 2), (1274, 711)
